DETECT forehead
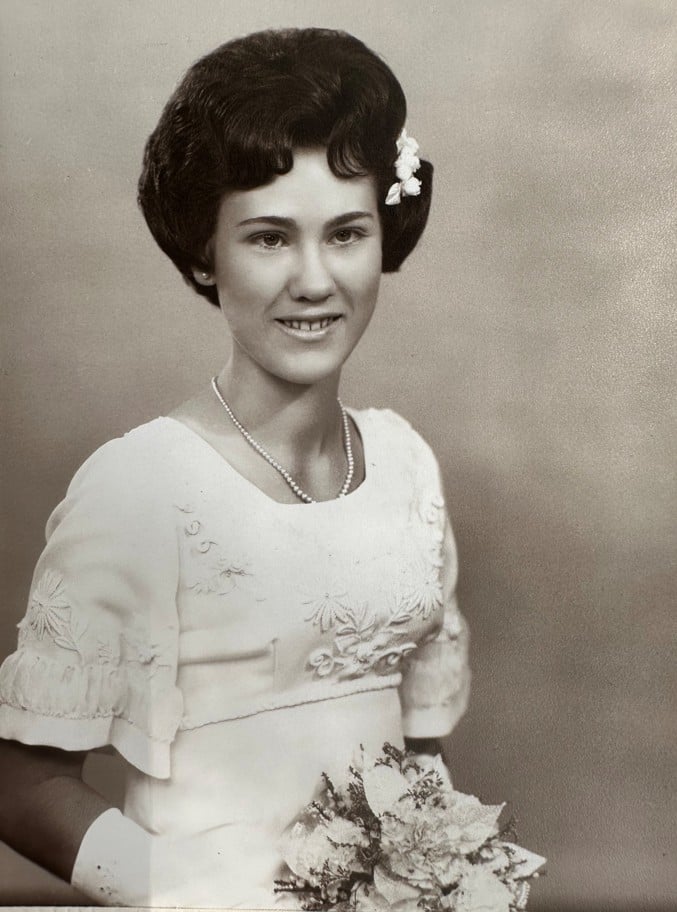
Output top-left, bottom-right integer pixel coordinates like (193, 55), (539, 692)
(218, 148), (378, 225)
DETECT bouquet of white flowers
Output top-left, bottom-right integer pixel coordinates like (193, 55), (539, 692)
(276, 744), (545, 912)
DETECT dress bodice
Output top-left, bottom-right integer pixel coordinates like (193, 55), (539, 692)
(169, 410), (450, 733)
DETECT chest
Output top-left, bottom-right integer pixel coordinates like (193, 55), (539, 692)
(172, 485), (446, 691)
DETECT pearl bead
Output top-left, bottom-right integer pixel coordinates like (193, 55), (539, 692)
(210, 378), (354, 505)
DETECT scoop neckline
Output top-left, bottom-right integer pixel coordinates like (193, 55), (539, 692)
(158, 407), (373, 510)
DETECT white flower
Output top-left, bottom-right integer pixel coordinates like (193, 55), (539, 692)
(385, 128), (423, 206)
(396, 129), (420, 157)
(361, 751), (453, 818)
(444, 791), (504, 855)
(361, 757), (411, 816)
(386, 182), (404, 205)
(395, 147), (421, 180)
(281, 816), (368, 882)
(454, 867), (513, 912)
(352, 879), (422, 912)
(372, 864), (426, 908)
(401, 176), (422, 196)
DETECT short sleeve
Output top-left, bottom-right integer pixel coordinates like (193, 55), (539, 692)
(0, 432), (183, 778)
(397, 437), (470, 739)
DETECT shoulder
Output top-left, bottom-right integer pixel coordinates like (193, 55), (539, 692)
(351, 406), (439, 468)
(49, 418), (191, 534)
(68, 417), (187, 492)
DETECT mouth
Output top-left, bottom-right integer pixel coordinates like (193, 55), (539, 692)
(275, 315), (343, 336)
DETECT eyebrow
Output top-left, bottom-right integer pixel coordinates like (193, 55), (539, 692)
(236, 211), (375, 229)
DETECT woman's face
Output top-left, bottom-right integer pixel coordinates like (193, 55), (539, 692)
(195, 148), (382, 388)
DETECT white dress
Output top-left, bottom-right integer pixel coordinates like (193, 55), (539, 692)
(0, 407), (469, 908)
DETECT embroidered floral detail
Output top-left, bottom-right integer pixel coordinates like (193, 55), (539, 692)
(195, 539), (217, 555)
(189, 554), (252, 596)
(333, 603), (377, 661)
(373, 642), (418, 675)
(176, 504), (256, 597)
(51, 621), (88, 655)
(22, 570), (70, 640)
(418, 489), (446, 526)
(97, 639), (120, 666)
(303, 586), (349, 633)
(396, 553), (445, 621)
(18, 569), (88, 657)
(308, 648), (336, 677)
(123, 634), (171, 678)
(307, 603), (418, 682)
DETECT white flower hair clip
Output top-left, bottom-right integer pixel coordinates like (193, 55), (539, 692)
(385, 128), (422, 205)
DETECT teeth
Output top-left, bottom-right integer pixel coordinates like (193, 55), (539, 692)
(280, 317), (337, 331)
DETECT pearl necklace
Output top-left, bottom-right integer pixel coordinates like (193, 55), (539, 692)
(210, 376), (354, 505)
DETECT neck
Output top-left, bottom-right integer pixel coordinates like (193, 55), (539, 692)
(214, 357), (342, 458)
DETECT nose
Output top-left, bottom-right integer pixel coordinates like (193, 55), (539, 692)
(288, 243), (336, 303)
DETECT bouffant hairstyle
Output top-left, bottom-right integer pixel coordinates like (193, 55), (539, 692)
(138, 28), (433, 306)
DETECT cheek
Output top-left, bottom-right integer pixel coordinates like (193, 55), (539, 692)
(354, 251), (383, 303)
(215, 255), (285, 309)
(342, 238), (382, 290)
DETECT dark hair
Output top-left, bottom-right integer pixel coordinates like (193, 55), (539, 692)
(138, 28), (433, 306)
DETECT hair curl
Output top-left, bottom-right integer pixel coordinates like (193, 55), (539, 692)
(138, 28), (433, 306)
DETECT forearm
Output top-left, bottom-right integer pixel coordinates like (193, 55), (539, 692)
(1, 775), (111, 882)
(404, 735), (444, 756)
(0, 739), (111, 884)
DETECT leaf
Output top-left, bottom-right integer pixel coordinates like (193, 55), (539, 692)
(53, 635), (78, 652)
(501, 842), (547, 878)
(373, 865), (421, 904)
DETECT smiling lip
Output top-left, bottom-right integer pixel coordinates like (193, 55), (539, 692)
(275, 315), (343, 339)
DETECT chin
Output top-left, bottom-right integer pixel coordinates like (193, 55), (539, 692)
(271, 351), (347, 388)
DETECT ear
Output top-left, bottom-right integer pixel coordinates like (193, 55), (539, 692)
(191, 267), (216, 286)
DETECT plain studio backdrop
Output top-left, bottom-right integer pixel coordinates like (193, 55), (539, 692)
(0, 1), (675, 909)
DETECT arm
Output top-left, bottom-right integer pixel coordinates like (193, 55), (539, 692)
(0, 737), (240, 906)
(399, 515), (470, 750)
(0, 435), (183, 903)
(404, 735), (444, 756)
(0, 738), (110, 883)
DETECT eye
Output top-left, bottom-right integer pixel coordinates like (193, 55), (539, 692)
(252, 232), (286, 250)
(330, 227), (364, 246)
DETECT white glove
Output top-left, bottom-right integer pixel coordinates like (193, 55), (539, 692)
(71, 808), (279, 907)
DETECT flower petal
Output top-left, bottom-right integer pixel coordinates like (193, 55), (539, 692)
(373, 864), (422, 904)
(385, 182), (402, 205)
(361, 761), (409, 816)
(455, 867), (513, 912)
(446, 792), (504, 853)
(401, 176), (422, 197)
(395, 161), (414, 181)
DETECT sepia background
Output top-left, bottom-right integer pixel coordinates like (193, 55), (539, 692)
(1, 1), (675, 909)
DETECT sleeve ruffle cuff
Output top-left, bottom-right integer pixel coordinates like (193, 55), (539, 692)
(399, 616), (471, 739)
(0, 650), (183, 778)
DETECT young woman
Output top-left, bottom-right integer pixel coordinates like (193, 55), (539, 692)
(0, 28), (469, 908)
